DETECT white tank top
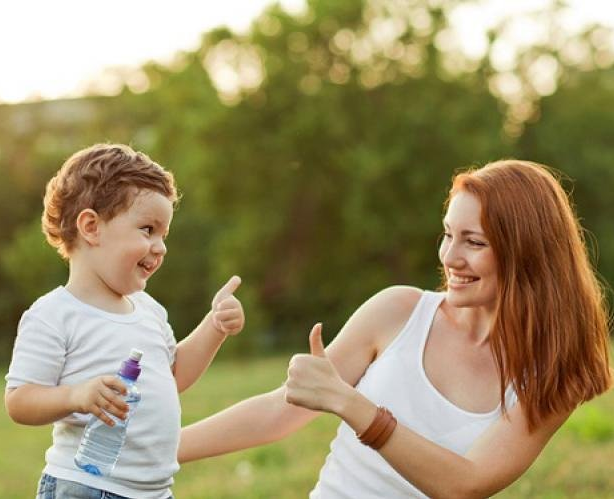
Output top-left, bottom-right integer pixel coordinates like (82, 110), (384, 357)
(310, 290), (517, 498)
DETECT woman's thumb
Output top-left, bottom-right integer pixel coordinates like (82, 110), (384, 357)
(309, 323), (326, 357)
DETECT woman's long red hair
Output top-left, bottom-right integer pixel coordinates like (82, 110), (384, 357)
(449, 160), (612, 431)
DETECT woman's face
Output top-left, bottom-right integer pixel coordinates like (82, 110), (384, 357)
(439, 191), (498, 310)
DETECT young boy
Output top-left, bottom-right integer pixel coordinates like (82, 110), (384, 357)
(4, 144), (245, 498)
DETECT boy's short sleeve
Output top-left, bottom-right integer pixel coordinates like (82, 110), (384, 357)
(162, 321), (177, 367)
(130, 291), (177, 366)
(4, 311), (66, 389)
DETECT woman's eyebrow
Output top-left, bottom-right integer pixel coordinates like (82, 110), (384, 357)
(443, 220), (485, 236)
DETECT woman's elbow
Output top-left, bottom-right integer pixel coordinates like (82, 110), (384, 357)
(431, 484), (490, 499)
(454, 476), (506, 499)
(428, 470), (498, 499)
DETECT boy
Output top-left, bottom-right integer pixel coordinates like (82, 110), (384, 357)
(4, 144), (244, 498)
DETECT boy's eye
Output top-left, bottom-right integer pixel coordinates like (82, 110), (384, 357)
(141, 226), (153, 235)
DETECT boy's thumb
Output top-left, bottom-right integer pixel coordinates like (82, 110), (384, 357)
(309, 323), (326, 358)
(217, 275), (242, 300)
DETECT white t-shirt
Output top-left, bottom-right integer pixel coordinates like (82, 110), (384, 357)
(5, 286), (181, 499)
(310, 290), (518, 498)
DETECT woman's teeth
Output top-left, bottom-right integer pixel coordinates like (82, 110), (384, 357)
(449, 275), (478, 284)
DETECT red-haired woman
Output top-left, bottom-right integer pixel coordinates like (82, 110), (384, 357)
(179, 160), (612, 498)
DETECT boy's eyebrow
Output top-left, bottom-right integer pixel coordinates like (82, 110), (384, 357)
(443, 220), (485, 237)
(140, 216), (170, 231)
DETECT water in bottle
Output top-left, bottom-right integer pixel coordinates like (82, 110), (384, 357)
(74, 348), (143, 476)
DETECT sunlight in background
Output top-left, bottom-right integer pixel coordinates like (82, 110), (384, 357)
(0, 0), (613, 104)
(0, 0), (304, 103)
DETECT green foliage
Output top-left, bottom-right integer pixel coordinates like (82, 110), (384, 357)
(2, 355), (613, 498)
(0, 0), (612, 356)
(566, 405), (614, 443)
(518, 68), (614, 289)
(0, 218), (67, 302)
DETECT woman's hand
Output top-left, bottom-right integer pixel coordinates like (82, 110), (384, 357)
(285, 323), (355, 415)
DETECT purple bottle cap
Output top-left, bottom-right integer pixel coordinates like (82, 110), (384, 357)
(119, 348), (143, 380)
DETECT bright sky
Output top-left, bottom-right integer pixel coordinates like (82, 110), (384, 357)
(0, 0), (613, 104)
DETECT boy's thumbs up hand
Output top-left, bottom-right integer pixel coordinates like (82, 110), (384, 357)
(215, 275), (242, 301)
(285, 324), (350, 414)
(211, 275), (244, 337)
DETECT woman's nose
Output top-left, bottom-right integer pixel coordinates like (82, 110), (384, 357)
(442, 241), (464, 268)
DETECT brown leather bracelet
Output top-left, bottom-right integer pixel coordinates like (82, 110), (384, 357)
(357, 406), (397, 449)
(371, 412), (398, 450)
(358, 407), (389, 445)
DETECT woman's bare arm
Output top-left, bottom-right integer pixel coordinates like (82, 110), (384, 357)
(179, 286), (422, 462)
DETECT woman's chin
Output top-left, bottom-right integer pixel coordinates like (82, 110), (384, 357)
(447, 295), (468, 308)
(446, 289), (496, 310)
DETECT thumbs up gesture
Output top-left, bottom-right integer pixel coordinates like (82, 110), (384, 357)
(285, 324), (348, 413)
(211, 275), (244, 336)
(308, 323), (326, 358)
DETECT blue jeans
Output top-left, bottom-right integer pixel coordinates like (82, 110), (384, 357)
(36, 473), (174, 499)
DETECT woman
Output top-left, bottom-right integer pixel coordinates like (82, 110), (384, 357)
(179, 160), (612, 498)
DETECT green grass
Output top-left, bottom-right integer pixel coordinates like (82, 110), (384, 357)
(2, 355), (613, 498)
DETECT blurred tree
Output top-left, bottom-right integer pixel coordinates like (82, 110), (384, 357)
(518, 67), (614, 295)
(0, 0), (612, 359)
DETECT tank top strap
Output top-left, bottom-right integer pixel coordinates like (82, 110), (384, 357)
(385, 290), (445, 357)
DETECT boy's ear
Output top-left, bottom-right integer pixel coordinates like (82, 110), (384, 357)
(76, 208), (102, 246)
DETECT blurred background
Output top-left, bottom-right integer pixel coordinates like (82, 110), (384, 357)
(1, 0), (613, 497)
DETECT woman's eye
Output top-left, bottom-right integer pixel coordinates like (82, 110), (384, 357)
(468, 239), (486, 247)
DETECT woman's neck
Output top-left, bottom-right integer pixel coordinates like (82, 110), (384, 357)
(443, 300), (494, 346)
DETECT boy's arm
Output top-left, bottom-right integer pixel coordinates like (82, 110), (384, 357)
(179, 386), (319, 462)
(5, 377), (129, 426)
(173, 276), (244, 393)
(178, 286), (418, 462)
(173, 312), (227, 393)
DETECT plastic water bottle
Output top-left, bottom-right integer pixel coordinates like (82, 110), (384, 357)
(74, 348), (143, 476)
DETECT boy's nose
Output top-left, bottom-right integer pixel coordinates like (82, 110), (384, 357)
(152, 239), (167, 255)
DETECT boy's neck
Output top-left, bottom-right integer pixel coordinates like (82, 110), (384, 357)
(66, 257), (134, 315)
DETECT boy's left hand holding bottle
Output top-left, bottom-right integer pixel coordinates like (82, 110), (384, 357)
(68, 376), (130, 426)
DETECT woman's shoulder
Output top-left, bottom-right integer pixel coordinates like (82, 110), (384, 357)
(368, 285), (424, 314)
(357, 285), (424, 331)
(358, 286), (425, 354)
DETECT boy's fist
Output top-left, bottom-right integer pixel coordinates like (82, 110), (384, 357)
(211, 275), (244, 336)
(69, 376), (129, 427)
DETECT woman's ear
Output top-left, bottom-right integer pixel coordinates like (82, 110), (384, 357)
(76, 208), (101, 246)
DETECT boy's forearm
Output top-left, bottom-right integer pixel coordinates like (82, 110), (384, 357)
(174, 312), (226, 392)
(178, 387), (318, 463)
(5, 384), (76, 425)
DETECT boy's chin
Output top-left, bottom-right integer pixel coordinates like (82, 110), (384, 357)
(120, 280), (147, 296)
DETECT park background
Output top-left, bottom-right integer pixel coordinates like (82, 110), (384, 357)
(1, 0), (613, 497)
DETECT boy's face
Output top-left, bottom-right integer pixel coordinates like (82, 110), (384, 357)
(92, 189), (174, 296)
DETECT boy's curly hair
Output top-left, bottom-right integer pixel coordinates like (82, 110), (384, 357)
(43, 143), (179, 259)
